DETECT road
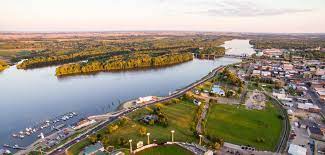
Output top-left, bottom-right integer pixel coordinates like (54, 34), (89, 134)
(46, 66), (225, 155)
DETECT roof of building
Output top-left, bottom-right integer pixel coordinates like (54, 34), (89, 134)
(308, 126), (323, 136)
(288, 144), (307, 155)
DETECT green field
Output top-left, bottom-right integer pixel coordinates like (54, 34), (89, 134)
(67, 100), (199, 154)
(205, 103), (282, 151)
(108, 100), (198, 145)
(135, 144), (193, 155)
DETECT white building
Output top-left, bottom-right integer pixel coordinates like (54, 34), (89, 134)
(288, 144), (307, 155)
(136, 96), (156, 104)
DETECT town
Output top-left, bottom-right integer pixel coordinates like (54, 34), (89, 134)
(1, 34), (323, 155)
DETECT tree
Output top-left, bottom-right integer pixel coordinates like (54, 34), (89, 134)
(107, 124), (119, 134)
(88, 135), (97, 144)
(226, 90), (234, 97)
(214, 142), (221, 150)
(139, 127), (147, 136)
(274, 80), (284, 89)
(102, 136), (110, 147)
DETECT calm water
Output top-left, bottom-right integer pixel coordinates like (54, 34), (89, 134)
(222, 39), (256, 56)
(0, 39), (253, 150)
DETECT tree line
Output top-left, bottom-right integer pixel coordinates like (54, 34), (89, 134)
(55, 52), (193, 76)
(16, 50), (111, 69)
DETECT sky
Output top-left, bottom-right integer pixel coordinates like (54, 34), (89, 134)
(0, 0), (325, 33)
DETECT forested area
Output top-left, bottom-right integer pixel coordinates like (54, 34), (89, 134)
(197, 47), (226, 59)
(16, 50), (109, 69)
(55, 52), (193, 76)
(9, 35), (228, 70)
(250, 39), (325, 50)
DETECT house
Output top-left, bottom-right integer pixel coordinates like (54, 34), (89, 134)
(83, 142), (105, 155)
(283, 64), (294, 71)
(261, 71), (271, 77)
(288, 144), (307, 155)
(252, 70), (261, 77)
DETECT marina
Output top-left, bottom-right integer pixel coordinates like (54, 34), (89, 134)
(10, 112), (77, 141)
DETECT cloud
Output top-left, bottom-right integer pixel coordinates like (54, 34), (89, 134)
(186, 0), (313, 17)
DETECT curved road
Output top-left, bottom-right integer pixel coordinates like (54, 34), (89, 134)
(47, 66), (225, 155)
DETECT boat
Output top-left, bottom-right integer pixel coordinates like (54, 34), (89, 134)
(19, 135), (24, 139)
(12, 134), (18, 137)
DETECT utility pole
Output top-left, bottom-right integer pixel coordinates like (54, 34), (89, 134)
(129, 139), (133, 153)
(147, 133), (151, 145)
(171, 130), (175, 142)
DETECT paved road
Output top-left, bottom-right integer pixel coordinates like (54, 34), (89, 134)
(47, 66), (225, 155)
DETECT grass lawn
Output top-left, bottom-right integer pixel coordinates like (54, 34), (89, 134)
(67, 100), (199, 154)
(205, 102), (282, 151)
(108, 100), (198, 145)
(135, 144), (193, 155)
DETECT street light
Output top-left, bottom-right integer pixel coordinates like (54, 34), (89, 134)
(171, 130), (175, 142)
(146, 133), (151, 145)
(199, 135), (203, 145)
(129, 139), (133, 153)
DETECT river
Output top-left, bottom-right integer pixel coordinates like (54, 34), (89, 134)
(0, 39), (254, 151)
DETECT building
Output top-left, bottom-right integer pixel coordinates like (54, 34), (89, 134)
(263, 49), (283, 57)
(297, 103), (321, 113)
(83, 142), (105, 155)
(273, 89), (286, 100)
(283, 64), (294, 71)
(307, 126), (324, 141)
(288, 144), (307, 155)
(136, 96), (157, 104)
(252, 70), (261, 77)
(73, 119), (96, 130)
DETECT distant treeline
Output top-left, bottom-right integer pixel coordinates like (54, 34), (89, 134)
(250, 39), (325, 50)
(16, 50), (117, 69)
(0, 60), (8, 72)
(55, 53), (193, 76)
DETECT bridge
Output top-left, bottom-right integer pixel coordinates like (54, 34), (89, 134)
(224, 54), (248, 59)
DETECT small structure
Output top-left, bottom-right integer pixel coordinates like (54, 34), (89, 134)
(83, 142), (105, 155)
(288, 144), (307, 155)
(141, 115), (158, 124)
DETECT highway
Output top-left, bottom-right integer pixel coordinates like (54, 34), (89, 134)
(47, 66), (225, 155)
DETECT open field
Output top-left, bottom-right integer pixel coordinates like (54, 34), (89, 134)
(67, 100), (198, 154)
(135, 144), (193, 155)
(205, 102), (282, 151)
